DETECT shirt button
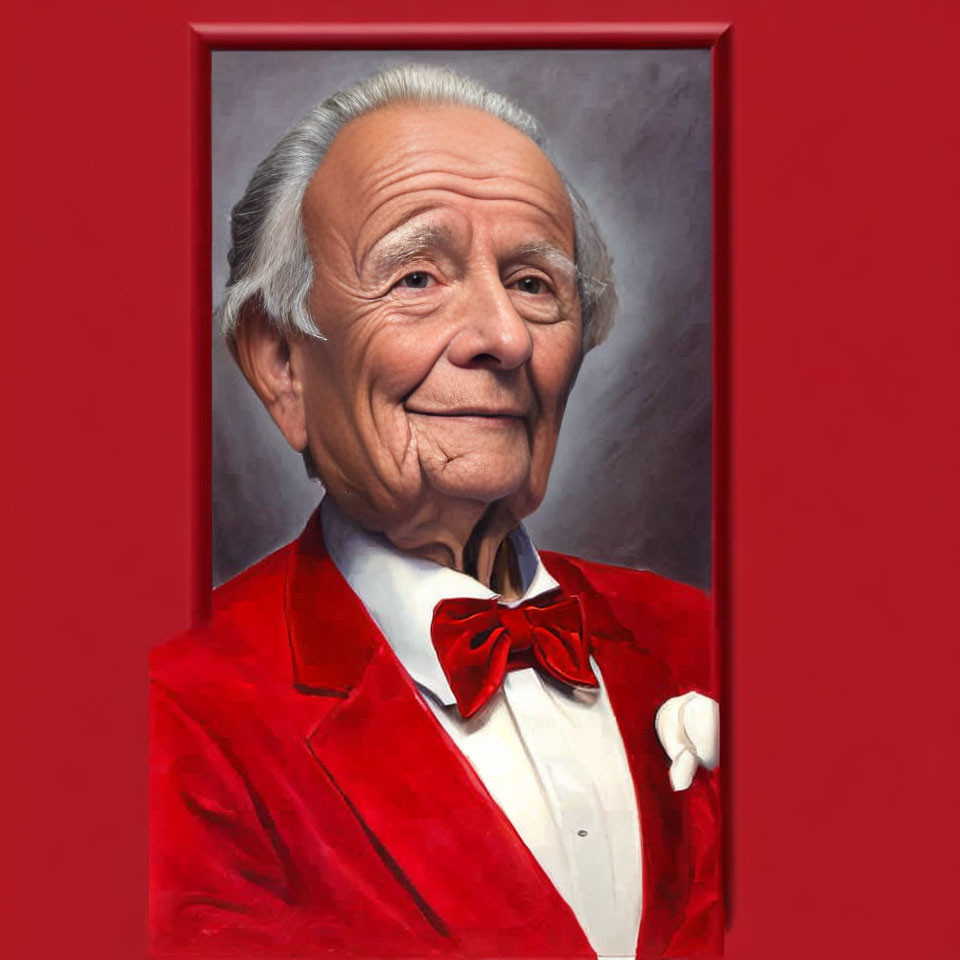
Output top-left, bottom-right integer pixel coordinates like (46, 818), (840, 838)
(577, 829), (589, 837)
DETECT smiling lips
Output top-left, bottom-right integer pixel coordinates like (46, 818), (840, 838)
(406, 407), (527, 420)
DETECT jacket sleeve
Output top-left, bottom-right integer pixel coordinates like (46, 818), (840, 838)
(149, 681), (325, 957)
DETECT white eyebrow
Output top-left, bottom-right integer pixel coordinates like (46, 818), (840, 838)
(362, 224), (578, 286)
(362, 223), (459, 280)
(508, 240), (576, 279)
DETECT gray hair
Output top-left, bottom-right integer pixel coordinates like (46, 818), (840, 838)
(220, 63), (617, 352)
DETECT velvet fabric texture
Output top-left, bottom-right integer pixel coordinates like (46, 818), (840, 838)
(149, 509), (722, 958)
(430, 592), (598, 718)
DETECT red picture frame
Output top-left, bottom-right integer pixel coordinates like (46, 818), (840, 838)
(2, 4), (958, 959)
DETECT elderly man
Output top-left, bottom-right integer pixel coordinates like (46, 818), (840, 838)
(150, 65), (721, 960)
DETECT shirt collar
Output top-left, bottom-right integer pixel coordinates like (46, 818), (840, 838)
(321, 496), (560, 706)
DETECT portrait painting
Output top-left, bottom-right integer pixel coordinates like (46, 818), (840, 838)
(5, 4), (958, 960)
(150, 46), (721, 959)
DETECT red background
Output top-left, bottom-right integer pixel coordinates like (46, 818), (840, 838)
(1, 3), (958, 959)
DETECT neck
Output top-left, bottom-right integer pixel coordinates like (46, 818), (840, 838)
(349, 497), (525, 599)
(461, 504), (525, 600)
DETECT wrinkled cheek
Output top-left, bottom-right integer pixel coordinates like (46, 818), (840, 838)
(302, 377), (363, 484)
(528, 410), (567, 494)
(338, 411), (427, 520)
(371, 406), (421, 480)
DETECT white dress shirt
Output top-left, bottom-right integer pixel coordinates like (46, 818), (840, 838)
(322, 498), (643, 960)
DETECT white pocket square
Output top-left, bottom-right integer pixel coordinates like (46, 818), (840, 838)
(655, 692), (719, 791)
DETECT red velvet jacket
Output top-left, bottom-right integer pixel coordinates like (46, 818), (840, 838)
(149, 512), (722, 958)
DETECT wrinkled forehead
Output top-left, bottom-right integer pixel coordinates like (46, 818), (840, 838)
(301, 102), (575, 255)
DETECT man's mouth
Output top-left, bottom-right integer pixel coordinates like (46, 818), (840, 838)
(405, 407), (527, 420)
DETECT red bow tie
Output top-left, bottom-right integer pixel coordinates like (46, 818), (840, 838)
(430, 592), (599, 718)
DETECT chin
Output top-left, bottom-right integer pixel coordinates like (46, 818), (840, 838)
(424, 455), (531, 505)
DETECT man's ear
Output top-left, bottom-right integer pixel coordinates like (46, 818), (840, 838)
(231, 309), (308, 453)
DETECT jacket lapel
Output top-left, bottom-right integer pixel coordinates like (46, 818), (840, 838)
(544, 554), (692, 959)
(285, 513), (594, 958)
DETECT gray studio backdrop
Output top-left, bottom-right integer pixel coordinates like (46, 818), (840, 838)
(212, 49), (712, 589)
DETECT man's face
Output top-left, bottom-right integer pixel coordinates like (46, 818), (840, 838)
(292, 103), (582, 541)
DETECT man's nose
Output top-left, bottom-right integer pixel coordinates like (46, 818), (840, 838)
(446, 271), (534, 371)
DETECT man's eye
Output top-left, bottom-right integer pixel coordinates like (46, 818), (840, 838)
(511, 277), (546, 295)
(393, 271), (435, 290)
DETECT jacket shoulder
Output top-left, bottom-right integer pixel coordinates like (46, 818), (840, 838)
(541, 551), (716, 695)
(150, 540), (297, 693)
